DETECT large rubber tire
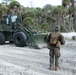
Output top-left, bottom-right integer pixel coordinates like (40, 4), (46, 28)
(72, 36), (76, 40)
(0, 33), (5, 45)
(13, 32), (27, 47)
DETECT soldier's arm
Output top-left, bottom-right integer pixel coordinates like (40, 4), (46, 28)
(46, 33), (51, 49)
(59, 34), (65, 45)
(47, 33), (51, 42)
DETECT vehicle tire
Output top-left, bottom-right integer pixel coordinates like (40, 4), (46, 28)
(0, 33), (5, 45)
(72, 36), (76, 40)
(13, 32), (27, 47)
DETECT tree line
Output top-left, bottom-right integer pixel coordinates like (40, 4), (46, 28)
(0, 0), (76, 32)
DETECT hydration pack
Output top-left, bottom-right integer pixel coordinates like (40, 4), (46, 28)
(50, 32), (60, 48)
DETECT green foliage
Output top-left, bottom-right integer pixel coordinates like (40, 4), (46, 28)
(33, 7), (42, 16)
(51, 6), (64, 15)
(0, 3), (8, 16)
(26, 10), (34, 17)
(39, 23), (48, 31)
(0, 0), (74, 32)
(23, 17), (33, 25)
(62, 0), (71, 7)
(43, 4), (53, 11)
(42, 4), (53, 15)
(47, 16), (56, 23)
(9, 1), (20, 9)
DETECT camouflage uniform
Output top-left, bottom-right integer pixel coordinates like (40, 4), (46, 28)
(47, 26), (65, 70)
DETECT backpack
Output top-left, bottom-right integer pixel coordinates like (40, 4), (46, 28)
(50, 32), (60, 48)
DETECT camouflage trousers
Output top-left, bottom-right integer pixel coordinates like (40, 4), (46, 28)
(49, 48), (60, 67)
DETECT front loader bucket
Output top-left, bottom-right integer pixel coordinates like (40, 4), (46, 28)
(26, 33), (47, 49)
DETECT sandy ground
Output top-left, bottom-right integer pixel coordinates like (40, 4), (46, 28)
(0, 40), (76, 75)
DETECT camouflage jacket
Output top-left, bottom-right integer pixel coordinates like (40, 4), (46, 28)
(47, 32), (65, 48)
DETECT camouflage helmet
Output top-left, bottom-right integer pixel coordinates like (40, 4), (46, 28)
(54, 26), (60, 31)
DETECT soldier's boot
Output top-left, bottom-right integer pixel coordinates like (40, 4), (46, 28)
(55, 66), (59, 71)
(50, 66), (54, 70)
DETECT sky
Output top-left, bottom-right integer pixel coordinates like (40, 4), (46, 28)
(16, 0), (62, 8)
(0, 0), (62, 8)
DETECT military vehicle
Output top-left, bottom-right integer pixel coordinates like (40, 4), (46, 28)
(0, 15), (46, 49)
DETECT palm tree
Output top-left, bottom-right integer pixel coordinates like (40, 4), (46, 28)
(9, 1), (20, 9)
(8, 1), (23, 21)
(62, 0), (75, 32)
(2, 0), (15, 5)
(33, 7), (42, 31)
(42, 4), (53, 23)
(62, 0), (71, 7)
(23, 17), (33, 24)
(0, 3), (8, 24)
(51, 6), (64, 29)
(25, 10), (34, 18)
(0, 3), (8, 16)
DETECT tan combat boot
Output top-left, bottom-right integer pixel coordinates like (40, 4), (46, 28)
(55, 66), (59, 71)
(50, 66), (53, 70)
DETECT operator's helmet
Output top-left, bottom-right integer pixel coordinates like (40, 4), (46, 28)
(54, 26), (60, 31)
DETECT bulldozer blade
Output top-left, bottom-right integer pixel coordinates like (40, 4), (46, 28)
(26, 33), (47, 49)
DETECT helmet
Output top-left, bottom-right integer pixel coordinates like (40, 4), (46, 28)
(54, 26), (60, 31)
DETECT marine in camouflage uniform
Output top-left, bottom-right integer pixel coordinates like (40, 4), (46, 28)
(47, 26), (65, 71)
